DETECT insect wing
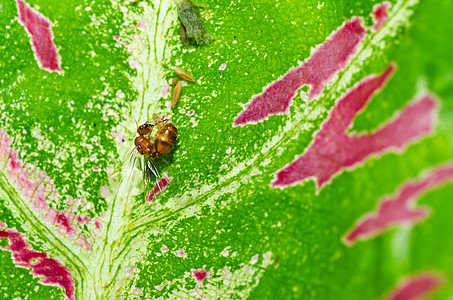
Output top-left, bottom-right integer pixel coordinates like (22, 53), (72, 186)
(109, 145), (135, 178)
(142, 157), (172, 202)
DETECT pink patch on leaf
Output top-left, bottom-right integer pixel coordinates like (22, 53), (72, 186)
(146, 176), (172, 202)
(191, 268), (209, 285)
(0, 226), (75, 300)
(175, 249), (186, 258)
(384, 272), (444, 300)
(234, 17), (366, 126)
(16, 0), (63, 73)
(128, 59), (140, 69)
(162, 85), (171, 97)
(344, 164), (453, 245)
(272, 65), (438, 191)
(111, 131), (126, 143)
(372, 2), (391, 31)
(100, 185), (109, 198)
(136, 19), (146, 31)
(0, 129), (100, 250)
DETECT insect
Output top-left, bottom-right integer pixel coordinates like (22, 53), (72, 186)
(136, 121), (155, 136)
(173, 67), (195, 82)
(153, 118), (178, 157)
(134, 122), (155, 155)
(171, 67), (195, 109)
(180, 22), (188, 46)
(136, 117), (177, 200)
(172, 80), (182, 109)
(111, 117), (177, 201)
(134, 117), (178, 158)
(177, 0), (212, 45)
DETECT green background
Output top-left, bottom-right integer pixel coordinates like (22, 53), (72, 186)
(1, 0), (453, 299)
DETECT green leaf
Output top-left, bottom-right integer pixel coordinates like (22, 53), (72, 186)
(1, 0), (453, 299)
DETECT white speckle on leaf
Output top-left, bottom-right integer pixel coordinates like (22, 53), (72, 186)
(116, 90), (125, 98)
(221, 247), (229, 257)
(250, 254), (259, 265)
(262, 251), (273, 267)
(163, 253), (274, 298)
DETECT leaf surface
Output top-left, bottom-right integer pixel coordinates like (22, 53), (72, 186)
(1, 0), (453, 299)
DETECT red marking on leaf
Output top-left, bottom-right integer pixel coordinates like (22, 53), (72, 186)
(372, 2), (391, 31)
(16, 0), (63, 73)
(234, 17), (366, 126)
(0, 226), (75, 300)
(94, 220), (102, 229)
(344, 164), (453, 245)
(272, 65), (438, 191)
(384, 272), (444, 300)
(56, 212), (71, 229)
(191, 268), (210, 285)
(146, 176), (172, 202)
(0, 129), (100, 251)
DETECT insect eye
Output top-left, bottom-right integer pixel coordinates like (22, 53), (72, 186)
(140, 126), (144, 130)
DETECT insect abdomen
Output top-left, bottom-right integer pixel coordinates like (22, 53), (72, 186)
(154, 123), (178, 156)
